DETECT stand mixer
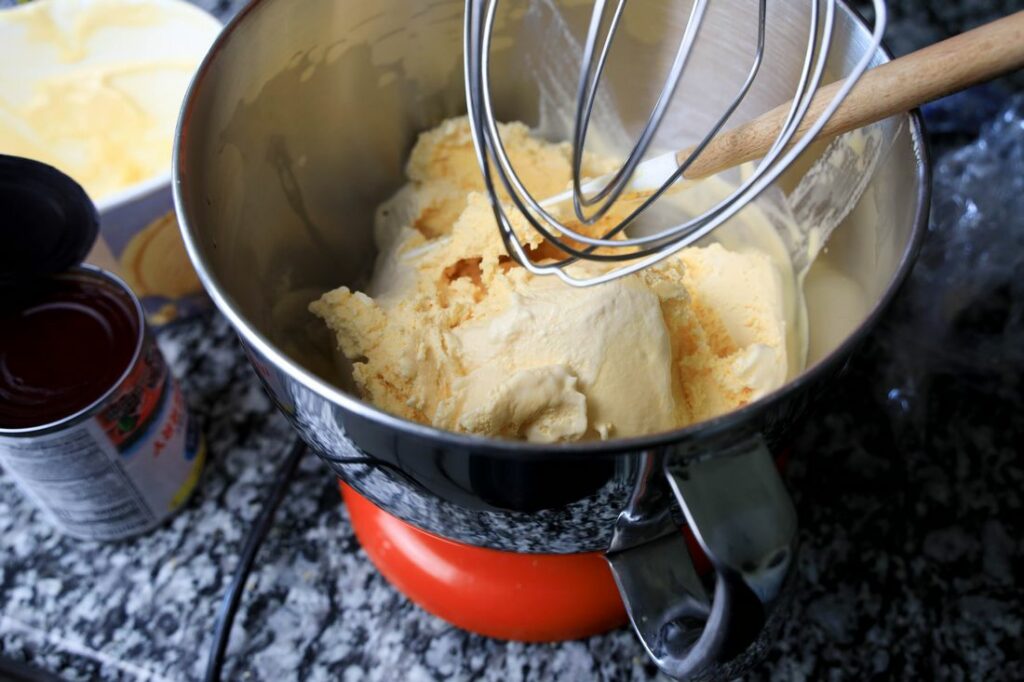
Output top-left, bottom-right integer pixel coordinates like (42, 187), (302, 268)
(172, 0), (965, 677)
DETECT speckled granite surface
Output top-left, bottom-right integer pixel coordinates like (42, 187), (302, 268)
(2, 1), (1023, 680)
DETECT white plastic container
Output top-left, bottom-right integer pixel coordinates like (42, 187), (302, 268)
(0, 0), (223, 324)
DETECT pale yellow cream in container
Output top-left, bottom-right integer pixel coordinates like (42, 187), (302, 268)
(0, 0), (219, 200)
(312, 118), (800, 443)
(0, 0), (222, 322)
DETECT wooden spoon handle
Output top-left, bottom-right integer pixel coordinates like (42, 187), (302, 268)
(678, 11), (1024, 179)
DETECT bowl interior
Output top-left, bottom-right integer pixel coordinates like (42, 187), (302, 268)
(176, 0), (924, 431)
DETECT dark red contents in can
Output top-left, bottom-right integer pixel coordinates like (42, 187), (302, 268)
(0, 270), (139, 430)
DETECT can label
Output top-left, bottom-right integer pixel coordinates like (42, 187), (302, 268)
(0, 334), (205, 541)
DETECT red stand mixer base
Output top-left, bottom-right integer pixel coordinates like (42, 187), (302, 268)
(340, 482), (627, 642)
(339, 456), (792, 642)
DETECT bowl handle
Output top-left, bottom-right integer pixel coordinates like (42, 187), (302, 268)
(606, 438), (797, 680)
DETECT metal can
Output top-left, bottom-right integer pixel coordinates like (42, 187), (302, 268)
(0, 265), (206, 541)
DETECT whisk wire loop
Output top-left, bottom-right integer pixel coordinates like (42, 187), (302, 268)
(464, 0), (888, 287)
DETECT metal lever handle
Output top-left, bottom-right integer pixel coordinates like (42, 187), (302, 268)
(606, 438), (797, 680)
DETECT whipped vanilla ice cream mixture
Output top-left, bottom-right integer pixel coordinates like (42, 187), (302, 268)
(311, 117), (800, 442)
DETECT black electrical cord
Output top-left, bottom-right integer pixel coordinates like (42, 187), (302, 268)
(0, 655), (67, 682)
(203, 438), (307, 682)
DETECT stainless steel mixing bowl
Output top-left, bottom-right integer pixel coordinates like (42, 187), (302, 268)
(174, 1), (928, 677)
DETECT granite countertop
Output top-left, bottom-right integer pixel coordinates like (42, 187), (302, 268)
(2, 1), (1023, 680)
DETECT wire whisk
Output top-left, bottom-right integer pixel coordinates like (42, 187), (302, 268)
(463, 0), (887, 287)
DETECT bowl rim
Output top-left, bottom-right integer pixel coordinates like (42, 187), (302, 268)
(173, 0), (931, 460)
(95, 171), (173, 213)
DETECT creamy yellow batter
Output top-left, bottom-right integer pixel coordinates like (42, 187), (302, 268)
(312, 118), (794, 442)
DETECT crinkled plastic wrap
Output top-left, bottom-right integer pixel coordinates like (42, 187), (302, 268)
(880, 95), (1024, 431)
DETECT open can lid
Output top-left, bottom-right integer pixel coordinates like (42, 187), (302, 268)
(0, 154), (99, 289)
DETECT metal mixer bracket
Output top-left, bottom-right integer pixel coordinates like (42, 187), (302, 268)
(606, 438), (797, 680)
